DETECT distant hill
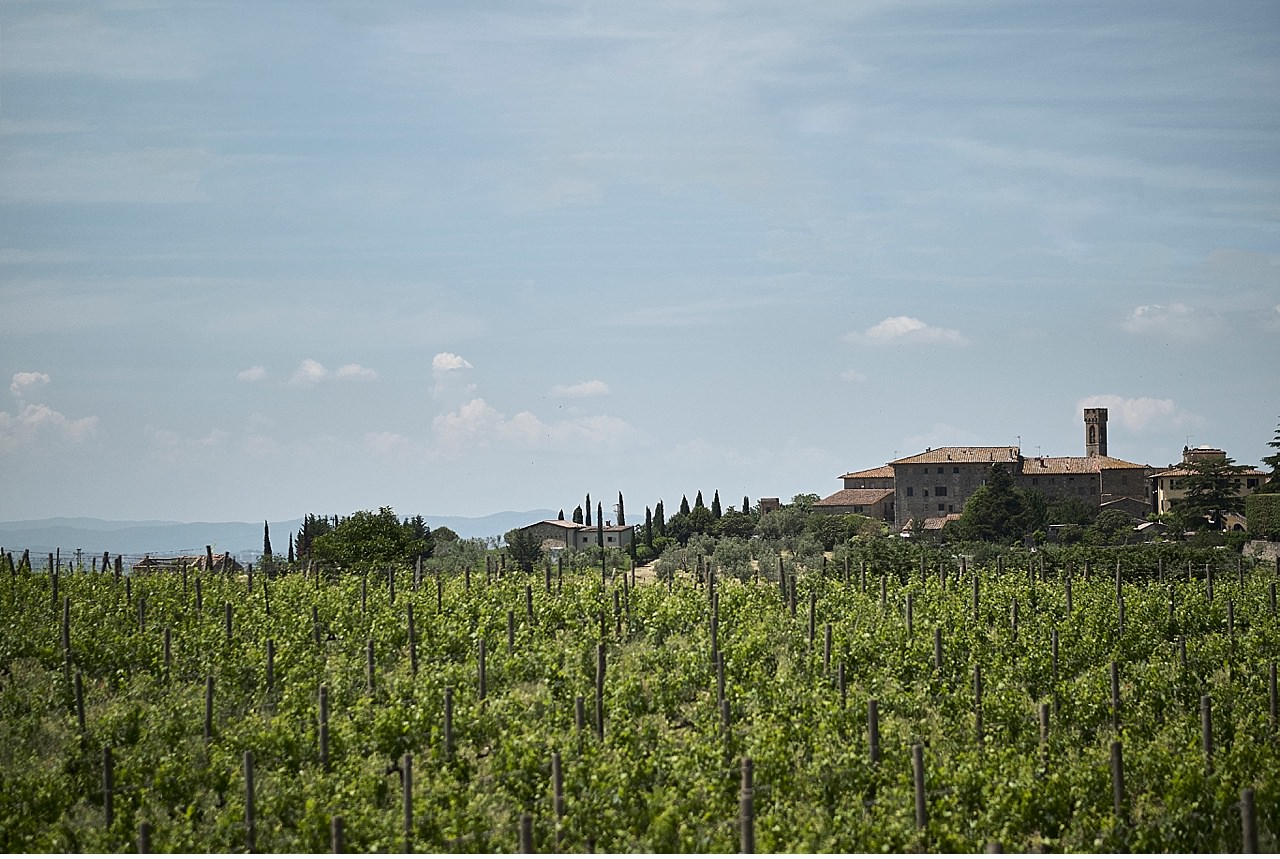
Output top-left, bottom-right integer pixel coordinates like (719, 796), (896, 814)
(0, 510), (557, 560)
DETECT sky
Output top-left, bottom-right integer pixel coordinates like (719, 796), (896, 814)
(2, 0), (1279, 525)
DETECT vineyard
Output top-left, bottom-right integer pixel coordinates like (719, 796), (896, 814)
(1, 541), (1277, 852)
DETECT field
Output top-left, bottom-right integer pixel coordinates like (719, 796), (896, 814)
(1, 543), (1277, 852)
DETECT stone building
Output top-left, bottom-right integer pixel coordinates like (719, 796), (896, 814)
(515, 519), (635, 553)
(1149, 445), (1266, 522)
(823, 409), (1153, 532)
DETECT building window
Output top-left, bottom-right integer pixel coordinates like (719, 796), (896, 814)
(935, 486), (947, 497)
(923, 489), (929, 497)
(906, 487), (914, 497)
(1031, 478), (1038, 486)
(937, 467), (945, 474)
(938, 504), (945, 511)
(953, 467), (960, 473)
(1248, 478), (1260, 489)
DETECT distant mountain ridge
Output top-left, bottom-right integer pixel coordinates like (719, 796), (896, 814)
(0, 510), (557, 559)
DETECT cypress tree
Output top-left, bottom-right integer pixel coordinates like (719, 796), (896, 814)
(655, 501), (666, 536)
(617, 492), (626, 526)
(288, 535), (295, 565)
(711, 490), (722, 519)
(558, 509), (565, 521)
(597, 503), (604, 545)
(679, 495), (691, 516)
(743, 495), (751, 515)
(645, 507), (654, 548)
(586, 494), (592, 526)
(694, 491), (705, 510)
(263, 521), (272, 559)
(572, 505), (584, 525)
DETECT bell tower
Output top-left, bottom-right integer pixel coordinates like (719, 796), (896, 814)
(1084, 407), (1108, 457)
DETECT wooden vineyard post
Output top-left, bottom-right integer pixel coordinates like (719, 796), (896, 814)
(912, 743), (927, 832)
(415, 555), (422, 591)
(361, 573), (368, 615)
(195, 577), (202, 614)
(1270, 663), (1277, 731)
(366, 639), (375, 694)
(974, 665), (984, 748)
(740, 756), (755, 854)
(74, 675), (87, 737)
(262, 574), (271, 617)
(319, 686), (330, 771)
(102, 745), (114, 828)
(265, 639), (274, 692)
(574, 695), (585, 737)
(868, 699), (881, 765)
(1065, 577), (1073, 616)
(526, 584), (534, 624)
(595, 643), (606, 740)
(507, 610), (516, 654)
(838, 662), (847, 708)
(1179, 637), (1188, 672)
(138, 821), (151, 853)
(407, 605), (418, 676)
(1111, 740), (1126, 824)
(311, 606), (322, 647)
(880, 575), (887, 611)
(402, 752), (413, 853)
(443, 687), (454, 763)
(206, 545), (214, 575)
(163, 627), (172, 682)
(519, 813), (533, 853)
(1201, 695), (1213, 768)
(437, 576), (443, 613)
(331, 816), (344, 853)
(224, 601), (233, 646)
(1111, 661), (1121, 730)
(61, 596), (71, 662)
(388, 564), (396, 605)
(1241, 787), (1258, 853)
(551, 751), (565, 849)
(204, 675), (215, 750)
(906, 593), (914, 636)
(824, 623), (833, 675)
(244, 750), (256, 853)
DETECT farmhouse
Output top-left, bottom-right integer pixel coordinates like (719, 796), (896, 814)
(822, 408), (1154, 531)
(132, 552), (244, 574)
(516, 519), (635, 553)
(1150, 445), (1267, 530)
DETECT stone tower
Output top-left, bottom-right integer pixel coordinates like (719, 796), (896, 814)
(1084, 407), (1108, 457)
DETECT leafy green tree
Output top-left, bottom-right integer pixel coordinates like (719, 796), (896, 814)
(432, 526), (460, 544)
(1085, 509), (1138, 545)
(504, 527), (543, 572)
(1171, 455), (1252, 531)
(714, 510), (756, 539)
(953, 464), (1027, 543)
(295, 513), (334, 562)
(790, 493), (820, 511)
(311, 507), (434, 569)
(1258, 416), (1280, 493)
(711, 490), (722, 519)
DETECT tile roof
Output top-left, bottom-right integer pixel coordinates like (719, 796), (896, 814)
(839, 465), (895, 480)
(528, 520), (633, 532)
(814, 488), (894, 507)
(1151, 466), (1266, 478)
(891, 447), (1021, 465)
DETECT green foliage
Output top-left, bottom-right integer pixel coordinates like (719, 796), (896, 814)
(952, 464), (1027, 544)
(1171, 456), (1252, 531)
(503, 527), (543, 573)
(1245, 493), (1280, 539)
(1259, 416), (1280, 493)
(310, 507), (434, 569)
(3, 538), (1276, 852)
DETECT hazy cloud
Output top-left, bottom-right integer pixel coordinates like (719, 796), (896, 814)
(839, 369), (867, 383)
(1122, 304), (1221, 341)
(1076, 395), (1198, 433)
(551, 379), (610, 398)
(432, 352), (473, 373)
(432, 397), (635, 453)
(288, 359), (377, 387)
(0, 404), (98, 453)
(236, 366), (267, 383)
(846, 316), (969, 347)
(10, 371), (51, 399)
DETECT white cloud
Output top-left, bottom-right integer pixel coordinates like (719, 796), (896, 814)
(1076, 395), (1198, 433)
(1121, 303), (1221, 341)
(10, 371), (51, 399)
(839, 369), (867, 383)
(432, 397), (635, 453)
(236, 366), (267, 383)
(551, 379), (610, 398)
(0, 403), (98, 453)
(846, 316), (968, 346)
(432, 352), (473, 373)
(290, 359), (329, 387)
(334, 364), (379, 381)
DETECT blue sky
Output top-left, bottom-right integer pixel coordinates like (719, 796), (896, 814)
(2, 0), (1278, 523)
